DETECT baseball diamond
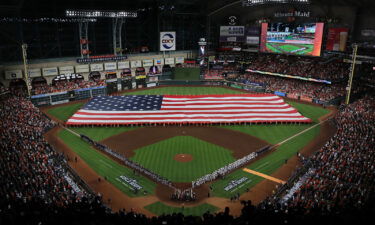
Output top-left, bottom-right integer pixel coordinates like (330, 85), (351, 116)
(2, 2), (374, 223)
(41, 86), (335, 215)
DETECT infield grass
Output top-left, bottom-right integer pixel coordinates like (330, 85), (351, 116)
(131, 136), (235, 182)
(145, 202), (219, 216)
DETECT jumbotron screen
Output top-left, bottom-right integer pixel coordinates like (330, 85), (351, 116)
(260, 23), (324, 56)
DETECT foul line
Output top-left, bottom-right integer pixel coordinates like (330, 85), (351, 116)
(243, 168), (286, 185)
(276, 117), (332, 146)
(62, 125), (80, 137)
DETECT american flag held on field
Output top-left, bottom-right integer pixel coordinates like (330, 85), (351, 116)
(66, 94), (312, 125)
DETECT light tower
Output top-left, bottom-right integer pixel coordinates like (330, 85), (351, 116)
(66, 10), (137, 58)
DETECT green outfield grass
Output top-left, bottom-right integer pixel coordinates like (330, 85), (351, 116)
(47, 102), (84, 121)
(145, 202), (219, 216)
(266, 43), (314, 55)
(278, 44), (303, 52)
(173, 67), (201, 80)
(58, 129), (156, 197)
(225, 101), (329, 144)
(131, 136), (235, 182)
(123, 86), (244, 96)
(266, 43), (282, 53)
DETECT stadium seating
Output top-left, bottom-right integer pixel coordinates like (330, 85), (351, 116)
(1, 89), (374, 224)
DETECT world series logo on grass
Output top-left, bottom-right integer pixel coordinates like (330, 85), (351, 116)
(160, 32), (176, 51)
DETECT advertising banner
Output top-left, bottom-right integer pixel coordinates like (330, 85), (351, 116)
(142, 59), (154, 67)
(42, 67), (58, 76)
(104, 62), (117, 71)
(326, 28), (349, 51)
(28, 68), (42, 78)
(220, 26), (245, 36)
(220, 26), (245, 43)
(274, 91), (286, 97)
(160, 31), (176, 51)
(154, 58), (164, 65)
(118, 61), (130, 69)
(164, 58), (174, 65)
(90, 64), (104, 72)
(246, 36), (259, 45)
(59, 66), (75, 75)
(175, 57), (184, 64)
(75, 64), (90, 73)
(5, 70), (22, 79)
(130, 60), (142, 68)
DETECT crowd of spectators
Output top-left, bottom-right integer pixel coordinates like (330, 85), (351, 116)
(204, 64), (241, 80)
(236, 73), (348, 101)
(32, 79), (105, 95)
(246, 54), (350, 82)
(285, 95), (375, 211)
(1, 84), (374, 224)
(0, 93), (92, 212)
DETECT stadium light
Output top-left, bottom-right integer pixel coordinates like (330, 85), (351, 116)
(0, 17), (97, 23)
(66, 10), (137, 18)
(243, 0), (310, 6)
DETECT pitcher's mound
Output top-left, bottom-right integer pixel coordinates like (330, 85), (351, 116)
(174, 154), (193, 162)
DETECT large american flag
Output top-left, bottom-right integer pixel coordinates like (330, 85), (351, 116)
(66, 94), (312, 125)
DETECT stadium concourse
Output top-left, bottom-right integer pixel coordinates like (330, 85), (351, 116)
(1, 88), (374, 224)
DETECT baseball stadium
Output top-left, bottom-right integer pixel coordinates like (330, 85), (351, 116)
(0, 0), (374, 225)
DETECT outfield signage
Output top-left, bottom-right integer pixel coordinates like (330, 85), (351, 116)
(164, 57), (174, 65)
(118, 61), (130, 69)
(224, 177), (249, 192)
(90, 64), (104, 72)
(274, 11), (311, 18)
(28, 68), (42, 78)
(117, 175), (143, 190)
(160, 31), (176, 51)
(75, 64), (90, 73)
(76, 55), (127, 63)
(220, 26), (244, 36)
(154, 58), (164, 65)
(5, 70), (22, 79)
(131, 60), (142, 68)
(59, 66), (75, 75)
(42, 67), (58, 76)
(175, 57), (184, 64)
(143, 59), (154, 67)
(104, 62), (117, 71)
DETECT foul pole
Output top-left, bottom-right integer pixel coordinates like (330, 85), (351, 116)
(345, 44), (358, 105)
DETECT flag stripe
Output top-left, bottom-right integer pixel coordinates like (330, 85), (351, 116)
(70, 113), (304, 119)
(66, 94), (312, 125)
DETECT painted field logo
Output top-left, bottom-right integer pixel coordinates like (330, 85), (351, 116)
(160, 32), (176, 51)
